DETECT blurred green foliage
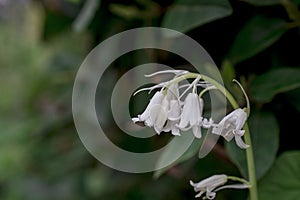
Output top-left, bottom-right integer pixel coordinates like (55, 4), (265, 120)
(0, 0), (299, 199)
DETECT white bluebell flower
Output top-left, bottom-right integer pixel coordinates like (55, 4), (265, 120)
(177, 93), (203, 138)
(190, 174), (249, 199)
(132, 91), (166, 128)
(132, 82), (182, 135)
(190, 174), (227, 199)
(212, 108), (249, 149)
(163, 99), (181, 136)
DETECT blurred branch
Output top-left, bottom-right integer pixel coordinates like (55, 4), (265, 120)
(73, 0), (100, 32)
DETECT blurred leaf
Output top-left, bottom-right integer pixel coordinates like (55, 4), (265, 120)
(221, 60), (235, 84)
(162, 0), (232, 37)
(0, 120), (36, 180)
(250, 68), (300, 102)
(226, 111), (279, 179)
(286, 88), (300, 111)
(154, 132), (200, 178)
(282, 0), (300, 21)
(67, 0), (83, 4)
(227, 15), (287, 64)
(109, 4), (142, 19)
(242, 0), (281, 6)
(258, 151), (300, 200)
(244, 0), (300, 6)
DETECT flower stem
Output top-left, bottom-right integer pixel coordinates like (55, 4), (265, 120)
(169, 72), (258, 200)
(227, 176), (250, 185)
(243, 124), (258, 200)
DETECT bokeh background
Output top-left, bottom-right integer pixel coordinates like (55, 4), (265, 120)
(0, 0), (299, 199)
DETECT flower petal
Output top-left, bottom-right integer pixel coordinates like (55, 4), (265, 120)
(139, 91), (164, 121)
(171, 126), (181, 136)
(192, 175), (227, 189)
(190, 94), (202, 126)
(168, 100), (181, 120)
(193, 125), (202, 139)
(178, 93), (193, 129)
(202, 118), (214, 128)
(206, 190), (216, 199)
(195, 191), (205, 198)
(234, 108), (248, 130)
(150, 105), (168, 134)
(132, 117), (140, 123)
(234, 134), (250, 149)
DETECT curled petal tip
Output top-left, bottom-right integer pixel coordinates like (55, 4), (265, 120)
(132, 118), (139, 123)
(190, 180), (195, 186)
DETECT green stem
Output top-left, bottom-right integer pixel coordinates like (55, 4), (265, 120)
(168, 72), (258, 200)
(227, 176), (250, 185)
(243, 124), (258, 200)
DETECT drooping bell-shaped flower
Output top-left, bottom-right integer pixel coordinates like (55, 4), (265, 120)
(190, 174), (249, 199)
(212, 108), (249, 149)
(190, 175), (227, 199)
(163, 99), (181, 136)
(150, 97), (169, 134)
(177, 93), (203, 138)
(132, 91), (165, 127)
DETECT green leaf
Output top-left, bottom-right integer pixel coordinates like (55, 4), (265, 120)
(66, 0), (82, 4)
(292, 0), (300, 4)
(154, 132), (201, 178)
(286, 88), (300, 112)
(225, 111), (279, 180)
(221, 60), (236, 84)
(227, 15), (287, 64)
(162, 0), (232, 37)
(242, 0), (282, 6)
(250, 68), (300, 102)
(258, 151), (300, 200)
(244, 0), (300, 6)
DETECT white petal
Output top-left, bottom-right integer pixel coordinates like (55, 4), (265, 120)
(212, 110), (241, 141)
(195, 191), (205, 198)
(132, 117), (140, 123)
(168, 100), (181, 120)
(193, 175), (227, 188)
(234, 108), (248, 130)
(190, 94), (202, 126)
(202, 118), (214, 128)
(178, 93), (194, 129)
(212, 123), (234, 141)
(190, 180), (196, 187)
(139, 91), (164, 121)
(193, 126), (202, 139)
(150, 105), (168, 134)
(222, 131), (235, 142)
(144, 117), (153, 127)
(171, 126), (181, 136)
(212, 125), (223, 136)
(206, 191), (216, 199)
(178, 124), (192, 131)
(234, 134), (250, 149)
